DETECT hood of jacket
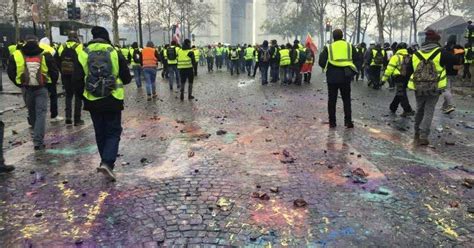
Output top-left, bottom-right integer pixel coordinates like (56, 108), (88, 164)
(420, 42), (441, 53)
(395, 49), (408, 56)
(39, 37), (51, 46)
(20, 41), (44, 56)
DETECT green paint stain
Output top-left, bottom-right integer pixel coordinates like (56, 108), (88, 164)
(360, 187), (392, 202)
(223, 133), (237, 144)
(49, 159), (59, 165)
(391, 155), (458, 170)
(46, 145), (97, 156)
(372, 152), (389, 156)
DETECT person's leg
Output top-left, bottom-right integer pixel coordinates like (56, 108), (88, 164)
(102, 111), (123, 169)
(64, 83), (74, 123)
(143, 68), (152, 97)
(327, 84), (338, 126)
(73, 88), (83, 123)
(0, 121), (5, 165)
(390, 95), (401, 113)
(34, 88), (48, 148)
(414, 95), (427, 137)
(340, 83), (353, 126)
(261, 64), (268, 84)
(179, 69), (187, 100)
(419, 95), (440, 140)
(361, 65), (365, 80)
(168, 65), (176, 90)
(25, 89), (36, 128)
(193, 62), (197, 76)
(90, 111), (106, 159)
(48, 83), (58, 119)
(151, 68), (157, 96)
(400, 87), (414, 113)
(133, 66), (142, 88)
(442, 76), (455, 112)
(188, 69), (194, 99)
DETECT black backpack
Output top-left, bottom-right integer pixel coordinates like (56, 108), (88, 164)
(261, 48), (271, 62)
(167, 47), (177, 60)
(412, 49), (441, 92)
(85, 47), (116, 98)
(60, 43), (79, 75)
(373, 50), (384, 65)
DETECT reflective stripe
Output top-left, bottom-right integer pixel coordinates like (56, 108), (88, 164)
(177, 48), (193, 69)
(325, 40), (356, 72)
(408, 47), (447, 91)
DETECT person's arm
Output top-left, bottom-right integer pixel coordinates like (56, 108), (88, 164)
(72, 57), (85, 96)
(318, 46), (328, 69)
(440, 49), (459, 68)
(382, 55), (398, 82)
(188, 51), (196, 65)
(7, 55), (21, 88)
(352, 45), (361, 67)
(118, 52), (132, 85)
(44, 53), (59, 84)
(155, 50), (160, 65)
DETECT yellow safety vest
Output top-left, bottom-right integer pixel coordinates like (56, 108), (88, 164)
(382, 49), (408, 81)
(408, 47), (447, 91)
(325, 40), (356, 72)
(12, 50), (50, 85)
(465, 46), (473, 64)
(129, 48), (140, 66)
(370, 49), (386, 66)
(120, 48), (129, 60)
(39, 43), (55, 56)
(279, 49), (290, 66)
(78, 43), (124, 101)
(215, 47), (224, 56)
(8, 45), (17, 56)
(193, 48), (201, 61)
(165, 46), (178, 65)
(58, 41), (83, 56)
(177, 48), (193, 69)
(244, 47), (255, 60)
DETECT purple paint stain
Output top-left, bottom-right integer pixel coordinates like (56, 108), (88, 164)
(316, 227), (356, 247)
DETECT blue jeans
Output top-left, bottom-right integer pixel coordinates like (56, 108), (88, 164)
(143, 67), (157, 95)
(245, 60), (253, 75)
(168, 64), (180, 89)
(230, 60), (240, 75)
(270, 63), (279, 82)
(281, 66), (290, 83)
(132, 66), (142, 88)
(90, 111), (122, 169)
(260, 64), (269, 83)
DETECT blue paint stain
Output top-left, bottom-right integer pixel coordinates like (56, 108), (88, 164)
(316, 227), (356, 247)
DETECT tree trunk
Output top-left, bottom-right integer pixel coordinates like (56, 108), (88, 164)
(43, 0), (52, 42)
(147, 23), (151, 42)
(374, 0), (385, 44)
(343, 1), (347, 39)
(318, 13), (324, 47)
(411, 8), (417, 43)
(13, 0), (20, 41)
(112, 0), (120, 44)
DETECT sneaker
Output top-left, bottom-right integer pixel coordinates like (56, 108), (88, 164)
(34, 144), (45, 151)
(400, 111), (415, 117)
(188, 95), (195, 100)
(417, 138), (430, 146)
(0, 164), (15, 173)
(97, 163), (116, 182)
(329, 123), (337, 128)
(147, 96), (152, 101)
(51, 116), (64, 122)
(345, 122), (354, 128)
(65, 119), (73, 125)
(152, 94), (158, 99)
(443, 106), (455, 114)
(74, 120), (85, 126)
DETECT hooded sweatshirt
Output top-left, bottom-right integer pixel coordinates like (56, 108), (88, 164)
(7, 41), (59, 88)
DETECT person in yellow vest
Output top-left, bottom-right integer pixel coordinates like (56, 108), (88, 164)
(128, 42), (142, 88)
(252, 44), (260, 77)
(141, 41), (160, 101)
(244, 44), (255, 76)
(464, 42), (473, 81)
(192, 45), (200, 76)
(165, 40), (180, 91)
(406, 29), (458, 146)
(120, 45), (130, 64)
(215, 43), (224, 70)
(229, 46), (240, 76)
(73, 26), (132, 181)
(7, 35), (59, 150)
(301, 47), (315, 84)
(177, 39), (196, 101)
(381, 42), (414, 117)
(365, 43), (387, 89)
(318, 29), (360, 128)
(57, 31), (84, 126)
(39, 37), (63, 122)
(279, 43), (291, 84)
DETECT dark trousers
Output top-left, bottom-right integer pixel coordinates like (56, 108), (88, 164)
(207, 57), (214, 72)
(162, 62), (169, 78)
(179, 68), (194, 98)
(0, 121), (5, 165)
(245, 60), (253, 75)
(270, 63), (279, 82)
(90, 111), (122, 169)
(292, 63), (302, 84)
(230, 60), (240, 75)
(63, 76), (83, 122)
(193, 62), (198, 76)
(464, 63), (472, 79)
(356, 65), (364, 81)
(47, 83), (58, 118)
(253, 61), (259, 77)
(259, 63), (269, 84)
(303, 73), (312, 83)
(369, 66), (382, 88)
(389, 78), (413, 113)
(328, 83), (352, 125)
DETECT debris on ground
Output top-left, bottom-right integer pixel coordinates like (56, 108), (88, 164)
(343, 168), (369, 184)
(467, 206), (474, 214)
(216, 130), (227, 136)
(270, 187), (279, 193)
(176, 120), (185, 124)
(251, 192), (270, 200)
(188, 151), (195, 158)
(445, 141), (455, 146)
(293, 199), (308, 208)
(280, 149), (295, 164)
(216, 197), (233, 211)
(449, 201), (460, 208)
(121, 162), (130, 166)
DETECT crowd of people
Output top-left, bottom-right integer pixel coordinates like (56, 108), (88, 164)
(0, 22), (473, 182)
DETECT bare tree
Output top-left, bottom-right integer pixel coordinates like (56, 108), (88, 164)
(307, 0), (330, 46)
(83, 2), (111, 26)
(336, 0), (358, 40)
(13, 0), (20, 41)
(373, 0), (390, 44)
(98, 0), (129, 44)
(361, 10), (375, 42)
(404, 0), (442, 43)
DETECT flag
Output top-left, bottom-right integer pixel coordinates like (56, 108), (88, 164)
(173, 23), (181, 44)
(305, 33), (318, 54)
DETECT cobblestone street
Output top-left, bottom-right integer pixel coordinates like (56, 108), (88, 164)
(0, 67), (473, 247)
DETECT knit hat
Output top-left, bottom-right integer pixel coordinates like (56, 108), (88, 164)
(425, 29), (441, 42)
(91, 26), (110, 42)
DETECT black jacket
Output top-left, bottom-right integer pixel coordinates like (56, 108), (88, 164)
(7, 41), (59, 88)
(73, 39), (132, 113)
(318, 40), (361, 84)
(269, 45), (279, 64)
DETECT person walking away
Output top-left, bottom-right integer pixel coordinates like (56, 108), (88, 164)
(258, 41), (271, 85)
(128, 42), (142, 88)
(206, 45), (215, 72)
(166, 41), (180, 91)
(384, 42), (395, 89)
(279, 44), (291, 84)
(366, 43), (387, 89)
(381, 42), (414, 117)
(293, 40), (306, 85)
(252, 44), (260, 77)
(57, 31), (84, 126)
(301, 47), (315, 83)
(318, 29), (359, 128)
(441, 36), (460, 114)
(177, 39), (196, 101)
(7, 35), (59, 150)
(192, 45), (200, 76)
(215, 43), (224, 70)
(270, 40), (280, 83)
(229, 46), (240, 76)
(0, 119), (15, 173)
(355, 42), (367, 81)
(407, 29), (458, 146)
(464, 42), (473, 81)
(120, 45), (130, 64)
(142, 41), (159, 101)
(74, 26), (131, 181)
(244, 44), (255, 76)
(39, 37), (63, 122)
(160, 45), (169, 79)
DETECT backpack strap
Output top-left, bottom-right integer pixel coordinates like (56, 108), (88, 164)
(427, 48), (441, 61)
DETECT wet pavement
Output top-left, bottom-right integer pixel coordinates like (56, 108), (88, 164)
(0, 68), (473, 247)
